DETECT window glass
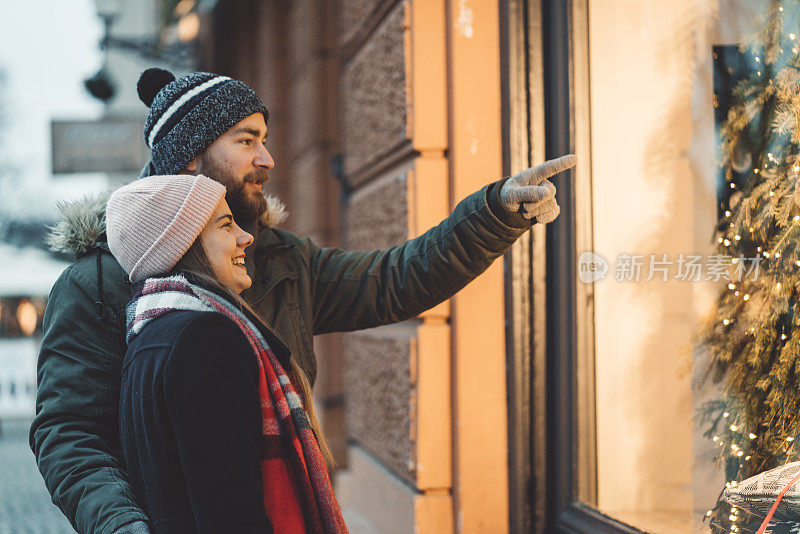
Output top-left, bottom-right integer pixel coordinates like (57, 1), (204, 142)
(586, 0), (772, 531)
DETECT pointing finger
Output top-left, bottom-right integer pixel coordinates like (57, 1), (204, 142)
(527, 154), (577, 186)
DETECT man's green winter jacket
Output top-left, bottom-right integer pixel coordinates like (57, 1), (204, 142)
(29, 179), (532, 533)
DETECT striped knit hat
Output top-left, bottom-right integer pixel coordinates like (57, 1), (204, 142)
(106, 174), (226, 283)
(137, 68), (268, 177)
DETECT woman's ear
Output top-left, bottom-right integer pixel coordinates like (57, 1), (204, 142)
(184, 157), (198, 173)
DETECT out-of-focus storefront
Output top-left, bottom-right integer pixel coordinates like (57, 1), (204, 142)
(0, 244), (68, 418)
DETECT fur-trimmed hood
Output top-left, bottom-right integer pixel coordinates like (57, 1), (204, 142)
(47, 190), (288, 256)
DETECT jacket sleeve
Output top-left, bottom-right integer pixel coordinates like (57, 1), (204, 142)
(163, 314), (273, 533)
(29, 263), (150, 534)
(308, 179), (533, 334)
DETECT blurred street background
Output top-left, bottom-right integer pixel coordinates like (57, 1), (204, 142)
(0, 0), (105, 530)
(0, 419), (72, 533)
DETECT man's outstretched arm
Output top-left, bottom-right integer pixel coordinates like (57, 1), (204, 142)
(29, 258), (150, 534)
(305, 156), (576, 334)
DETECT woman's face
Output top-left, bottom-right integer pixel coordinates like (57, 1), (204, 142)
(199, 198), (254, 294)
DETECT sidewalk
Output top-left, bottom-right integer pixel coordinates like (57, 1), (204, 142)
(0, 418), (73, 533)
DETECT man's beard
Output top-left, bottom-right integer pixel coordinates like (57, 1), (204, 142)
(196, 159), (268, 228)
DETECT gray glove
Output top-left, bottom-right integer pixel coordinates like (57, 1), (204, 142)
(112, 521), (151, 534)
(499, 154), (577, 223)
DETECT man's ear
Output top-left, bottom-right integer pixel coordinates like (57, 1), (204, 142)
(184, 157), (198, 173)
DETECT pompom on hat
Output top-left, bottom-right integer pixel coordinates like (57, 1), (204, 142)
(137, 68), (268, 177)
(106, 174), (226, 283)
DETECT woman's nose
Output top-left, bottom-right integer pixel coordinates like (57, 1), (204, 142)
(238, 229), (254, 248)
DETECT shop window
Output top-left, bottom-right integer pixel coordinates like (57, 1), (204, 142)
(582, 0), (772, 532)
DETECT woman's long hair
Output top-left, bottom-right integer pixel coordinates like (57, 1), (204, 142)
(172, 239), (336, 469)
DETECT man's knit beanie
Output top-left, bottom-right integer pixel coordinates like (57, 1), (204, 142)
(106, 174), (226, 283)
(137, 68), (268, 177)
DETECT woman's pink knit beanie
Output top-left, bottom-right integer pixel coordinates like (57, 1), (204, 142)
(106, 174), (226, 282)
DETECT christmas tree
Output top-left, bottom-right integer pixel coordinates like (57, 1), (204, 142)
(701, 2), (800, 532)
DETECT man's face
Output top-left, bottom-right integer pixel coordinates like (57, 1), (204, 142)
(189, 112), (275, 228)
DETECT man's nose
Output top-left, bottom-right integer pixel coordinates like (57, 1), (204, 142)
(254, 143), (275, 169)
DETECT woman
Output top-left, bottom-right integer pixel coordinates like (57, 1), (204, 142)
(106, 174), (347, 533)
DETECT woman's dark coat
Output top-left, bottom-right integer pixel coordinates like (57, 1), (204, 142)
(120, 304), (287, 533)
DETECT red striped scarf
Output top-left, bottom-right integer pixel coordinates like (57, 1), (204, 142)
(127, 274), (348, 533)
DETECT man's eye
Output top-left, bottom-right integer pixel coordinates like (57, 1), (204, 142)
(240, 139), (252, 145)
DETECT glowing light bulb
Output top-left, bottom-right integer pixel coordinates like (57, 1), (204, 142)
(718, 237), (724, 243)
(787, 437), (795, 442)
(729, 283), (736, 289)
(735, 235), (741, 240)
(791, 33), (797, 40)
(749, 433), (757, 439)
(730, 424), (738, 431)
(723, 412), (730, 418)
(744, 294), (750, 300)
(724, 239), (731, 246)
(735, 291), (740, 296)
(777, 282), (782, 289)
(770, 190), (775, 196)
(794, 166), (799, 172)
(713, 435), (720, 441)
(783, 334), (787, 340)
(725, 210), (731, 217)
(723, 319), (730, 325)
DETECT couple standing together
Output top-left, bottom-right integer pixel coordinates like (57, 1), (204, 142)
(29, 68), (576, 533)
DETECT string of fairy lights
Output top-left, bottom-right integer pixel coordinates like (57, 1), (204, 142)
(705, 3), (800, 532)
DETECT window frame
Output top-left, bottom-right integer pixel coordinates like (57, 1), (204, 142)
(502, 0), (640, 532)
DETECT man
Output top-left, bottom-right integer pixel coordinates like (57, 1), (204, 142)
(30, 68), (575, 533)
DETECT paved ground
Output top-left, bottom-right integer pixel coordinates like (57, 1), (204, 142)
(0, 418), (73, 533)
